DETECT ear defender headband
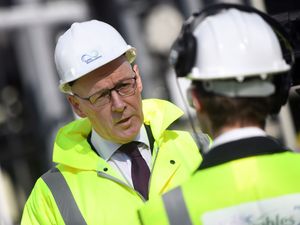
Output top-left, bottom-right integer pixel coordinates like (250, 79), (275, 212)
(169, 3), (295, 78)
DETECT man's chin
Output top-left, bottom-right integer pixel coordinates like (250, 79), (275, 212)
(116, 130), (140, 144)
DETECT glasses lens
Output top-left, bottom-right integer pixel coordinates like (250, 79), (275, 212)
(90, 90), (110, 106)
(89, 77), (137, 107)
(117, 78), (136, 96)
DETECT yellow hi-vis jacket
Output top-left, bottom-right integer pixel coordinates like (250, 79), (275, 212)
(21, 99), (202, 225)
(139, 136), (300, 225)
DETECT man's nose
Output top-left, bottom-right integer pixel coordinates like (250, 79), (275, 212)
(111, 90), (125, 112)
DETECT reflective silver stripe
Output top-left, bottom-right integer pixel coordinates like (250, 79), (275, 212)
(42, 167), (87, 225)
(162, 187), (193, 225)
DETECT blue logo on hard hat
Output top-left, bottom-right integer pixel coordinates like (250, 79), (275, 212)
(81, 50), (102, 64)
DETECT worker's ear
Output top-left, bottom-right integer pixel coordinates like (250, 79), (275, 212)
(191, 89), (203, 113)
(132, 64), (143, 93)
(67, 95), (87, 118)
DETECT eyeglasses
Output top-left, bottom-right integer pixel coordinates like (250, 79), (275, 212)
(73, 76), (137, 107)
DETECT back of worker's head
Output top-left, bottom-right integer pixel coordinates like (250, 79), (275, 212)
(170, 4), (294, 130)
(54, 20), (136, 94)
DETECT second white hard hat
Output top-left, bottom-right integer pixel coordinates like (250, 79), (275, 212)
(54, 20), (136, 93)
(189, 8), (290, 81)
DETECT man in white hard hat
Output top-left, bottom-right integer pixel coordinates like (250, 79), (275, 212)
(20, 20), (203, 225)
(138, 4), (300, 225)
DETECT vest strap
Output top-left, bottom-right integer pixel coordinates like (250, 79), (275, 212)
(162, 187), (192, 225)
(42, 167), (87, 225)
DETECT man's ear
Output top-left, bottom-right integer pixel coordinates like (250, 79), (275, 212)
(132, 64), (143, 92)
(67, 95), (86, 118)
(191, 90), (202, 112)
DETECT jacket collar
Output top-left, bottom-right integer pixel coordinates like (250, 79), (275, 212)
(53, 99), (183, 171)
(199, 136), (290, 170)
(142, 99), (183, 141)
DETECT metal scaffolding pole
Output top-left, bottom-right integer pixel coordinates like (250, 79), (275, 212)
(0, 167), (13, 225)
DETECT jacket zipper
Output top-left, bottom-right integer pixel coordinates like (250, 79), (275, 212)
(148, 145), (159, 197)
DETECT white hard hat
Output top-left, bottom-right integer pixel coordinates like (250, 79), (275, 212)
(54, 20), (136, 93)
(189, 8), (291, 81)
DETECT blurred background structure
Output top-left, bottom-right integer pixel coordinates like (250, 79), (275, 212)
(0, 0), (299, 224)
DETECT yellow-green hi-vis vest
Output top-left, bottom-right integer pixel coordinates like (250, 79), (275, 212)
(139, 136), (300, 225)
(21, 99), (202, 225)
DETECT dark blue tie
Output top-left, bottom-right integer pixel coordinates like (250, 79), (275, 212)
(119, 142), (150, 200)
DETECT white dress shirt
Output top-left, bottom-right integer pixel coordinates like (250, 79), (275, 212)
(91, 125), (151, 187)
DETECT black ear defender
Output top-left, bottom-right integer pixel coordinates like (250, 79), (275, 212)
(169, 16), (197, 78)
(169, 3), (295, 112)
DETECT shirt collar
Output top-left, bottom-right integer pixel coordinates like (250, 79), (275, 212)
(211, 127), (267, 149)
(90, 125), (150, 161)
